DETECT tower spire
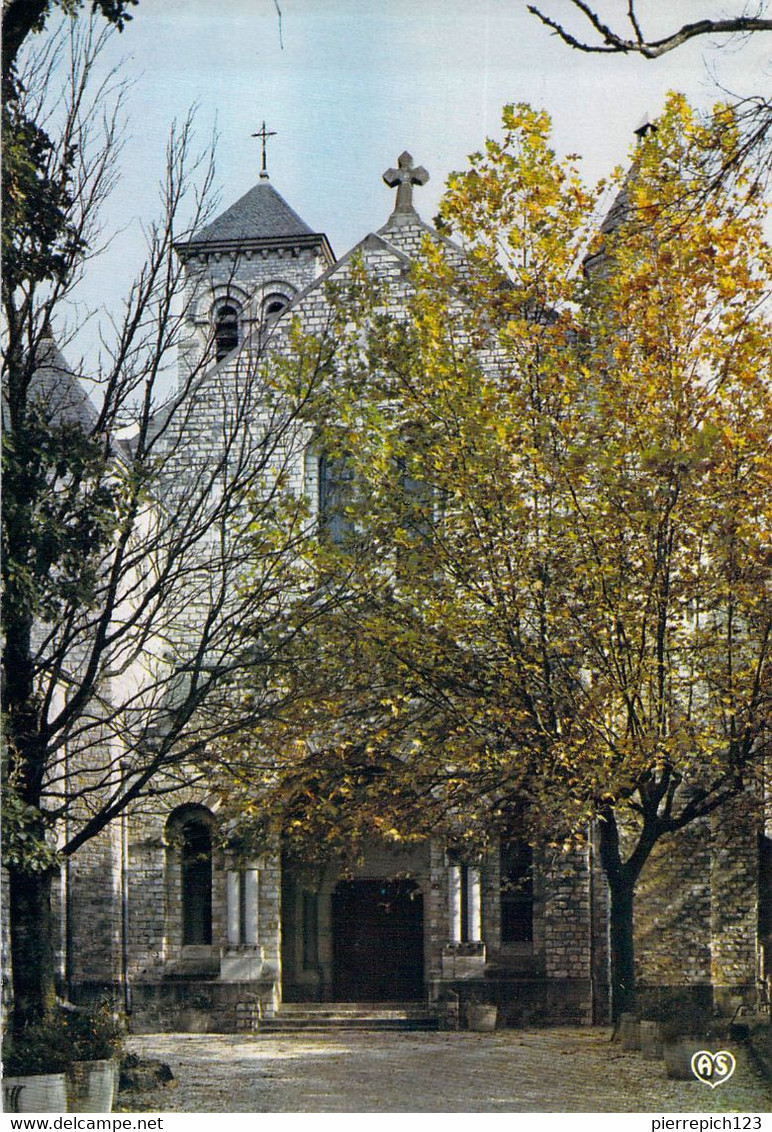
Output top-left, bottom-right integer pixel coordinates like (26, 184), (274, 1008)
(252, 120), (277, 180)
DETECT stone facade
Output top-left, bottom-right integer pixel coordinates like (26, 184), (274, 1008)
(48, 159), (768, 1031)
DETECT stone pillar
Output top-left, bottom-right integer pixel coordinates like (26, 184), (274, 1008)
(448, 865), (462, 943)
(467, 868), (482, 942)
(244, 869), (259, 945)
(226, 872), (240, 945)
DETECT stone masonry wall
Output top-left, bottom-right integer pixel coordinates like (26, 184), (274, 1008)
(631, 796), (760, 1004)
(634, 817), (713, 990)
(710, 793), (760, 1006)
(66, 822), (122, 995)
(126, 807), (167, 978)
(177, 243), (330, 382)
(542, 846), (592, 982)
(118, 783), (283, 1030)
(123, 786), (282, 984)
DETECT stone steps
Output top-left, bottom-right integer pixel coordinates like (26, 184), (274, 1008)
(261, 1002), (440, 1032)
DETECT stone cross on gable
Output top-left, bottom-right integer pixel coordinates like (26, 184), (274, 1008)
(383, 151), (429, 214)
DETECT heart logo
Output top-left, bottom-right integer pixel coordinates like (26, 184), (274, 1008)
(690, 1050), (736, 1088)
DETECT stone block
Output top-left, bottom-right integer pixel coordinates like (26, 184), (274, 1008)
(664, 1037), (700, 1080)
(620, 1013), (641, 1050)
(441, 942), (486, 980)
(640, 1020), (663, 1060)
(220, 947), (264, 982)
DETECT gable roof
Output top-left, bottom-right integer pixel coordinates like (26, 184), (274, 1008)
(377, 210), (470, 276)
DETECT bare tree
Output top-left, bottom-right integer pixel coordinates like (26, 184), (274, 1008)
(2, 21), (333, 1029)
(528, 1), (772, 58)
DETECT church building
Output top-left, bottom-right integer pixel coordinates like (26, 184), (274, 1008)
(58, 140), (770, 1034)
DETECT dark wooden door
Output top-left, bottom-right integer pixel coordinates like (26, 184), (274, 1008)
(332, 879), (423, 1001)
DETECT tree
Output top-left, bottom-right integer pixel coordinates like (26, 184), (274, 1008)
(2, 0), (138, 91)
(527, 1), (772, 58)
(528, 2), (772, 193)
(1, 21), (334, 1031)
(558, 97), (772, 1013)
(223, 98), (772, 1018)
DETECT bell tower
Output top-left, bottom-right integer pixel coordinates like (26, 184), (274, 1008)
(174, 123), (335, 380)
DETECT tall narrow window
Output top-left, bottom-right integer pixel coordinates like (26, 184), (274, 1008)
(500, 841), (533, 943)
(396, 456), (433, 575)
(181, 820), (213, 945)
(214, 303), (239, 361)
(398, 458), (433, 539)
(318, 453), (355, 545)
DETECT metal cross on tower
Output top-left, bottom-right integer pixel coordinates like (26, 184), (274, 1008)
(252, 121), (277, 180)
(382, 151), (429, 214)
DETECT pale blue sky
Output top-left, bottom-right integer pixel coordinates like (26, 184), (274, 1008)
(37, 0), (771, 352)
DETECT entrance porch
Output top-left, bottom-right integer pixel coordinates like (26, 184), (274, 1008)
(280, 841), (436, 1003)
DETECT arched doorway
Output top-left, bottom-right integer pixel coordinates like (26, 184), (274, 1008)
(331, 878), (423, 1001)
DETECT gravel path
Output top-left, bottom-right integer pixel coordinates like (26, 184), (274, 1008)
(117, 1028), (771, 1113)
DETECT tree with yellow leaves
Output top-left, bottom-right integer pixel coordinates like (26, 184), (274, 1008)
(224, 96), (772, 1019)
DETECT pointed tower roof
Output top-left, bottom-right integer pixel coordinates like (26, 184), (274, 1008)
(194, 181), (314, 242)
(175, 181), (333, 262)
(31, 327), (99, 431)
(598, 116), (660, 236)
(584, 117), (661, 273)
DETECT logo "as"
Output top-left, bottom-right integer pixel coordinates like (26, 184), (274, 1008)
(690, 1050), (736, 1088)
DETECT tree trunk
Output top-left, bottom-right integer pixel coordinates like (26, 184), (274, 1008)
(9, 864), (57, 1031)
(596, 808), (640, 1021)
(606, 872), (636, 1021)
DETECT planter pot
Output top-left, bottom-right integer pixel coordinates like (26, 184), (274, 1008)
(67, 1059), (117, 1112)
(467, 1004), (498, 1032)
(3, 1073), (67, 1113)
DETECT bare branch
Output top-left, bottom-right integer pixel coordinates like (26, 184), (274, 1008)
(2, 19), (340, 877)
(528, 2), (772, 58)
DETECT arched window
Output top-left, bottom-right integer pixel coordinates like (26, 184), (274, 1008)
(214, 303), (240, 361)
(180, 818), (213, 945)
(262, 292), (290, 322)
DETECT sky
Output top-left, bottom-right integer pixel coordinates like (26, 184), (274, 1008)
(34, 0), (772, 352)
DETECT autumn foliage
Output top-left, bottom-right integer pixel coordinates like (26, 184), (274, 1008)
(220, 96), (772, 1016)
